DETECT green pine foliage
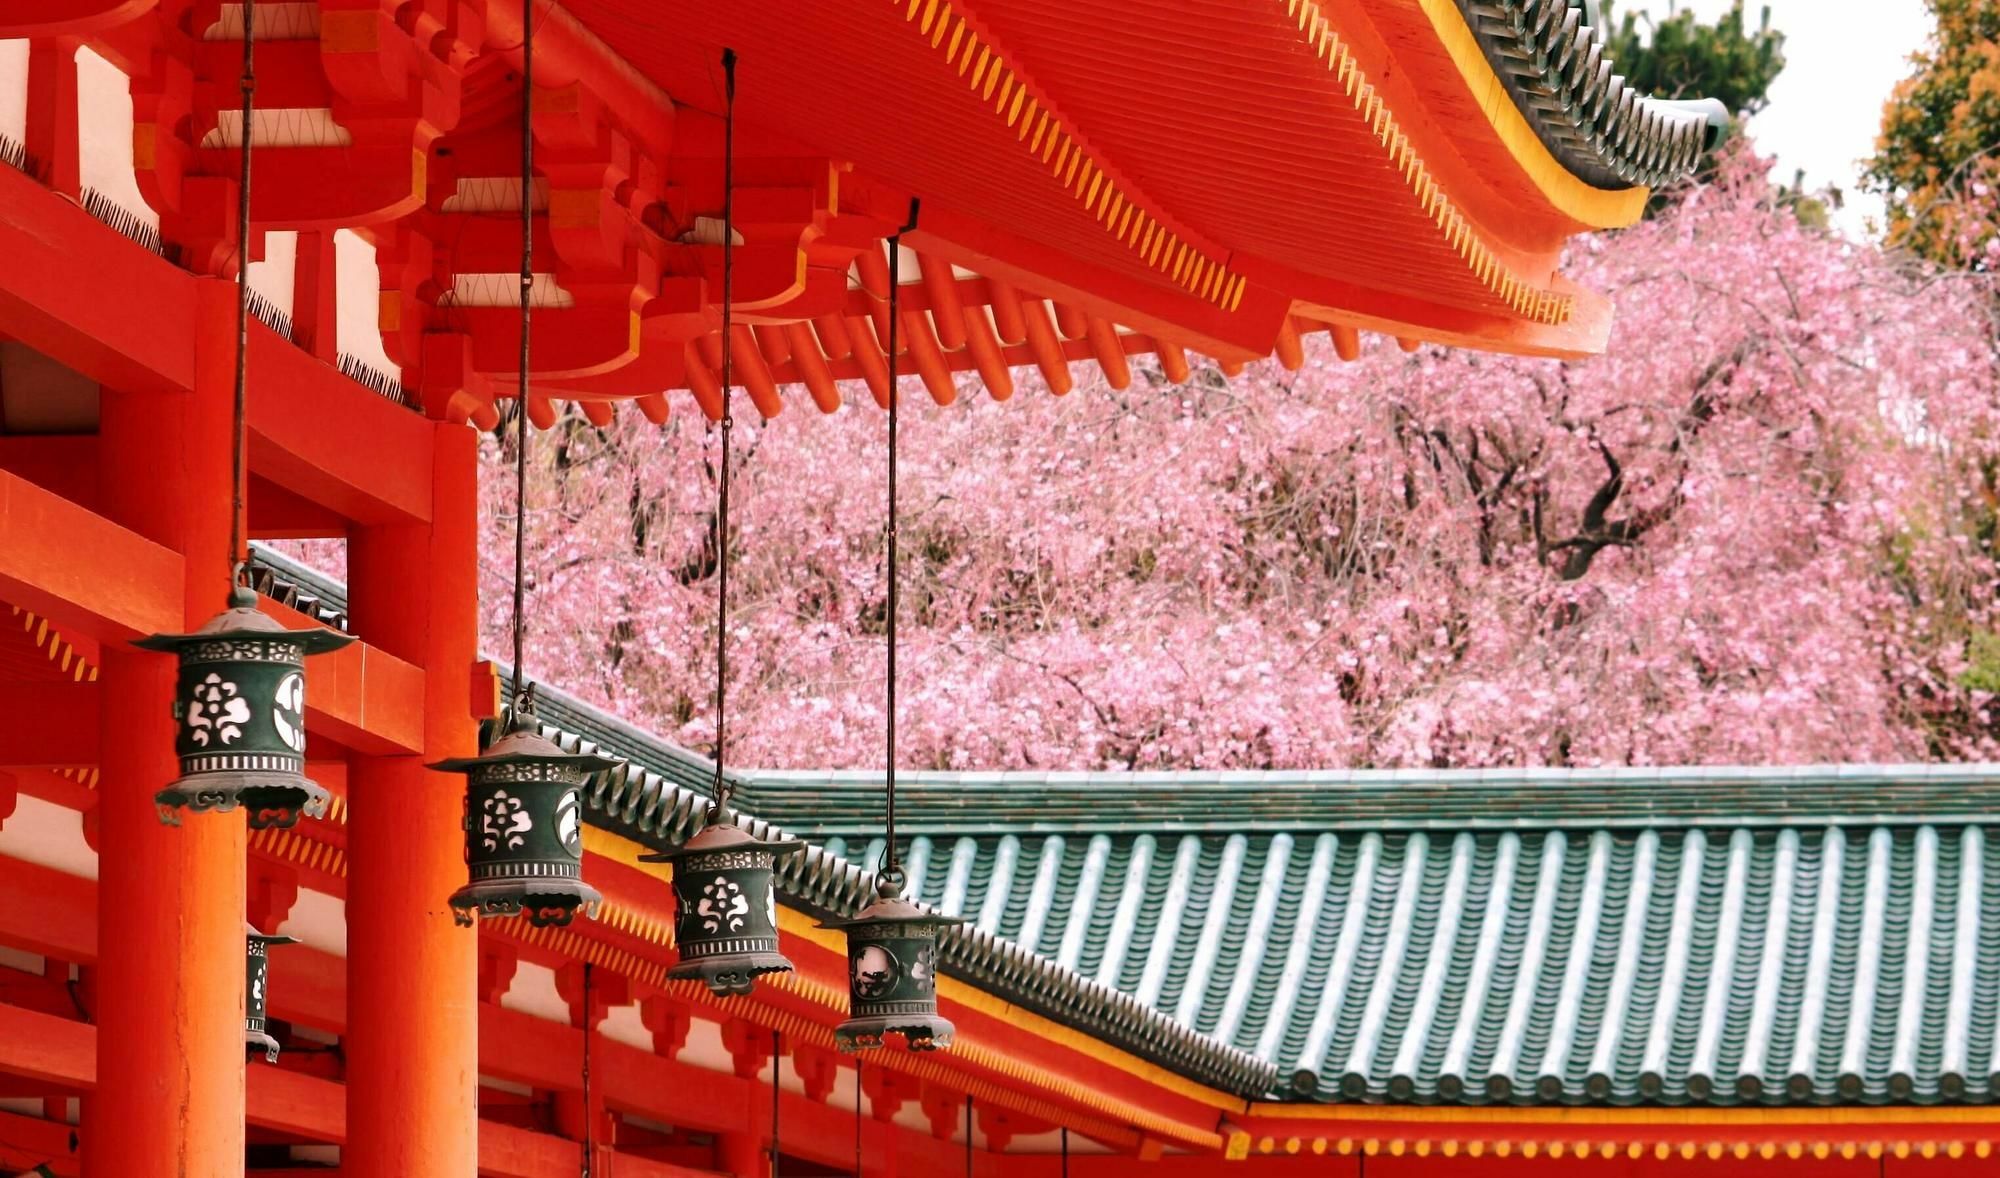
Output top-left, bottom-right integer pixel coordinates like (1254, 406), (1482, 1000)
(1596, 0), (1786, 116)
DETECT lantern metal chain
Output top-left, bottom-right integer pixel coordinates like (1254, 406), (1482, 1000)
(510, 0), (534, 706)
(883, 198), (920, 885)
(229, 0), (255, 586)
(712, 47), (738, 821)
(770, 1028), (782, 1177)
(581, 961), (592, 1178)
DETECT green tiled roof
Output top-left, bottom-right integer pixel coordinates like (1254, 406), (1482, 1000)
(248, 544), (2000, 1108)
(750, 771), (2000, 1106)
(1456, 0), (1728, 189)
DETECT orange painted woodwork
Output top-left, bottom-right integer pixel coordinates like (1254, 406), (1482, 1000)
(257, 594), (425, 755)
(90, 281), (247, 1178)
(344, 422), (482, 1178)
(0, 165), (191, 396)
(0, 468), (181, 643)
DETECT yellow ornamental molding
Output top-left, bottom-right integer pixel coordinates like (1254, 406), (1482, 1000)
(1224, 1136), (1997, 1162)
(1284, 0), (1574, 326)
(901, 0), (1248, 311)
(1410, 0), (1650, 229)
(13, 606), (98, 683)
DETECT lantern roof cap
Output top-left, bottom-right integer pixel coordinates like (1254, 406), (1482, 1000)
(637, 813), (802, 862)
(135, 584), (355, 655)
(818, 877), (970, 930)
(428, 708), (623, 774)
(246, 922), (299, 946)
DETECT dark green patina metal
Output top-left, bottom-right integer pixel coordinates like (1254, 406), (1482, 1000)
(821, 876), (966, 1053)
(643, 818), (801, 997)
(135, 584), (353, 829)
(245, 924), (297, 1063)
(431, 700), (621, 929)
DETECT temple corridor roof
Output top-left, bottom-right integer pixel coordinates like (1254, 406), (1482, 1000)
(248, 547), (2000, 1110)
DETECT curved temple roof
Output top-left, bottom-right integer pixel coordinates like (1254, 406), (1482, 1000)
(253, 541), (2000, 1109)
(1459, 0), (1729, 189)
(253, 547), (1998, 1112)
(757, 768), (2000, 1108)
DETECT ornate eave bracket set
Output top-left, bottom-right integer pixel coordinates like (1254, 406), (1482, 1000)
(5, 0), (1728, 455)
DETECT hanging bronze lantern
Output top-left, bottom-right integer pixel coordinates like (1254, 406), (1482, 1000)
(135, 584), (354, 829)
(642, 816), (801, 996)
(822, 875), (966, 1053)
(430, 698), (620, 928)
(245, 923), (298, 1063)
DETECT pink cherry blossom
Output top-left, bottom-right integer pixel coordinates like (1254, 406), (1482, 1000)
(279, 150), (2000, 769)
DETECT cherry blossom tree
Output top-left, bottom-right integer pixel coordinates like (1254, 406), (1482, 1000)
(284, 151), (2000, 769)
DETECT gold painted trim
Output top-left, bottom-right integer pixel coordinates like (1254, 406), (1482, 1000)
(12, 606), (98, 684)
(1250, 1103), (2000, 1125)
(1412, 0), (1651, 230)
(1226, 1131), (1996, 1163)
(900, 0), (1248, 311)
(1284, 0), (1575, 326)
(587, 826), (1235, 1144)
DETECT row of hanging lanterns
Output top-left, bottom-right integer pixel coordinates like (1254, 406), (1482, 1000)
(133, 0), (959, 1063)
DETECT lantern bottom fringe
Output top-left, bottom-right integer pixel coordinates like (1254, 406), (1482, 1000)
(246, 1029), (281, 1064)
(449, 880), (604, 929)
(155, 775), (331, 830)
(834, 1015), (957, 1055)
(669, 952), (797, 998)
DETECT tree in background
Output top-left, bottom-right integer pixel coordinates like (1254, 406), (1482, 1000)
(1597, 1), (1785, 116)
(1867, 0), (2000, 270)
(396, 149), (1999, 772)
(1595, 1), (1790, 215)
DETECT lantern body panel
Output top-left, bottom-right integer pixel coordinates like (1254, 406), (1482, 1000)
(670, 845), (786, 995)
(453, 761), (597, 928)
(431, 713), (618, 930)
(824, 894), (965, 1053)
(244, 930), (296, 1063)
(647, 823), (802, 997)
(137, 601), (351, 830)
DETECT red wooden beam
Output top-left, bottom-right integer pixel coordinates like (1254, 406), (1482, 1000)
(246, 326), (434, 528)
(0, 468), (182, 642)
(0, 858), (92, 964)
(0, 1001), (89, 1089)
(256, 596), (425, 756)
(0, 1107), (78, 1177)
(0, 166), (194, 396)
(0, 683), (98, 768)
(0, 996), (692, 1177)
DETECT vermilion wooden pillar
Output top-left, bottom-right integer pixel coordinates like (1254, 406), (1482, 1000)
(346, 421), (479, 1177)
(91, 279), (246, 1176)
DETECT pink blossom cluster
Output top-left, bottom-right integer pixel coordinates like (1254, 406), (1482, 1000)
(289, 154), (2000, 770)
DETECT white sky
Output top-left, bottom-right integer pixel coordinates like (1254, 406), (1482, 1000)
(1636, 0), (1934, 236)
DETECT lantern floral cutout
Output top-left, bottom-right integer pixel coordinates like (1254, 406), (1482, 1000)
(430, 701), (622, 929)
(643, 819), (802, 997)
(245, 924), (299, 1063)
(136, 585), (354, 829)
(822, 875), (966, 1053)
